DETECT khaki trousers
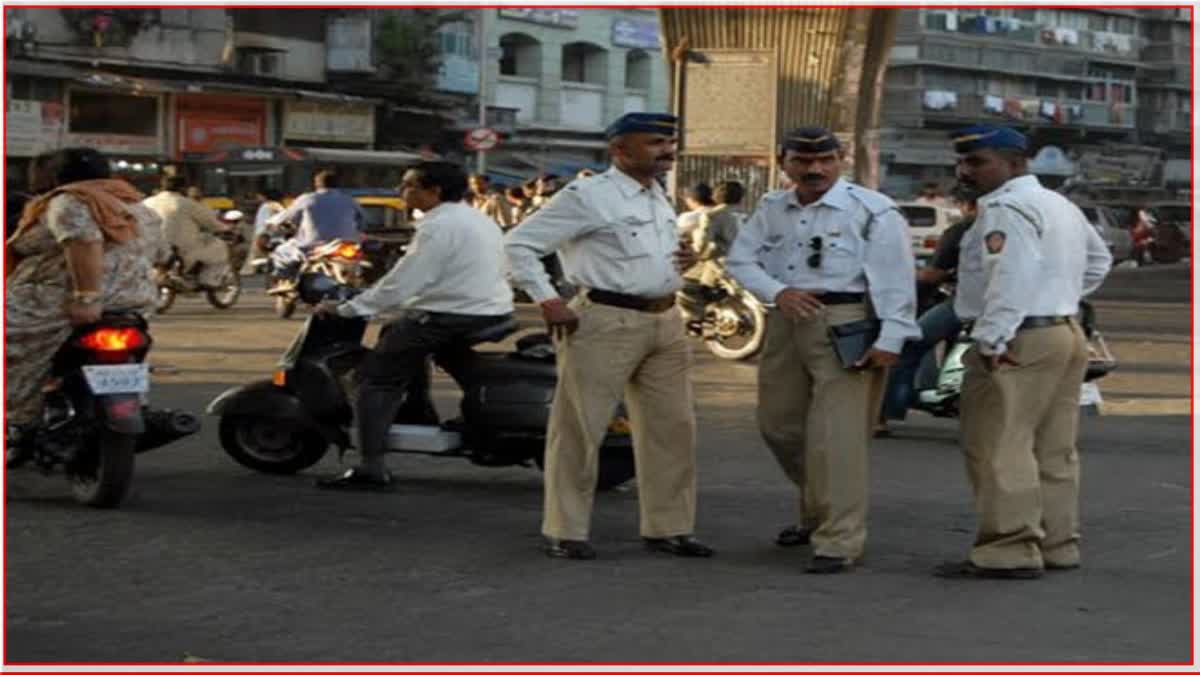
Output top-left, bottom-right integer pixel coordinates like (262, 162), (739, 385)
(960, 321), (1088, 569)
(757, 304), (887, 560)
(542, 294), (698, 541)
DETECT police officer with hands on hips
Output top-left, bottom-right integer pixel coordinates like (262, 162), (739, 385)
(314, 161), (516, 491)
(934, 126), (1111, 579)
(727, 127), (919, 574)
(504, 112), (713, 561)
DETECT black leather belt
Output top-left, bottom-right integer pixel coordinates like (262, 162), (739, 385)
(588, 289), (676, 313)
(1019, 315), (1072, 330)
(817, 292), (865, 305)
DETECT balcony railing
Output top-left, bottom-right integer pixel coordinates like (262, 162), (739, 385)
(921, 12), (1143, 60)
(1138, 108), (1193, 133)
(1141, 44), (1192, 63)
(884, 88), (1137, 128)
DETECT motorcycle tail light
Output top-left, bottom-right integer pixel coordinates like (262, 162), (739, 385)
(77, 327), (148, 352)
(923, 236), (940, 250)
(273, 369), (287, 387)
(334, 243), (362, 260)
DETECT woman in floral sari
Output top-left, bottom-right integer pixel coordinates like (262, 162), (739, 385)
(5, 148), (168, 435)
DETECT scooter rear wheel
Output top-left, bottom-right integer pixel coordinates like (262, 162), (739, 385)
(69, 430), (136, 508)
(219, 415), (328, 474)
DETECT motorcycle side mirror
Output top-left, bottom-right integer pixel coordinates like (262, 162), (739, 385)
(297, 272), (342, 304)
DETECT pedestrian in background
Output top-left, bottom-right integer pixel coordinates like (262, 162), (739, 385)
(676, 182), (716, 239)
(727, 126), (918, 574)
(505, 112), (713, 561)
(934, 125), (1111, 580)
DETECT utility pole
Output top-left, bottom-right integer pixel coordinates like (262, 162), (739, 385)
(475, 8), (490, 174)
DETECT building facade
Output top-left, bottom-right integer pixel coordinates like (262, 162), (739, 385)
(4, 7), (397, 199)
(474, 7), (670, 181)
(880, 7), (1192, 199)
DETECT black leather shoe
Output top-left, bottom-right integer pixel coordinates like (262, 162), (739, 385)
(805, 555), (854, 574)
(643, 535), (715, 558)
(544, 538), (596, 560)
(776, 526), (811, 547)
(933, 560), (1043, 580)
(315, 467), (394, 491)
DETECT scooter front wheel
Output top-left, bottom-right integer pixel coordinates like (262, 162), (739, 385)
(219, 415), (328, 474)
(275, 295), (297, 319)
(156, 285), (176, 314)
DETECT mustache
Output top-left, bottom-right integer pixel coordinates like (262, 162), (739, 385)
(656, 154), (676, 162)
(802, 173), (827, 182)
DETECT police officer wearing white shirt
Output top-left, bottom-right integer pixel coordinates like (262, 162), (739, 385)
(315, 161), (515, 491)
(935, 126), (1111, 579)
(727, 127), (919, 574)
(505, 112), (713, 561)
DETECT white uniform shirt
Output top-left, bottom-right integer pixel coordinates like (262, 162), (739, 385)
(727, 178), (920, 354)
(339, 201), (514, 318)
(955, 174), (1112, 355)
(504, 166), (682, 303)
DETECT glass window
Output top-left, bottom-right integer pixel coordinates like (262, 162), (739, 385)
(1012, 8), (1036, 22)
(1087, 13), (1107, 32)
(1036, 79), (1059, 97)
(1112, 17), (1135, 34)
(68, 90), (158, 136)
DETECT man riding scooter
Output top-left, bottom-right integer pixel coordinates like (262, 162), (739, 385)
(312, 161), (515, 490)
(877, 184), (976, 436)
(267, 170), (365, 287)
(142, 176), (232, 289)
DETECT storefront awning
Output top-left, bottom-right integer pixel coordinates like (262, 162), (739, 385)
(298, 147), (424, 166)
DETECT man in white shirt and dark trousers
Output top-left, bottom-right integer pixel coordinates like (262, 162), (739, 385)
(935, 126), (1111, 579)
(315, 162), (516, 490)
(505, 112), (713, 561)
(727, 127), (919, 574)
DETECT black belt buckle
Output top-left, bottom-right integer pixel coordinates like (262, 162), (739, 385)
(588, 289), (675, 313)
(818, 292), (865, 306)
(1019, 315), (1070, 331)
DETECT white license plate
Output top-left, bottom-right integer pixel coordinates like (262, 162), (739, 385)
(82, 364), (150, 394)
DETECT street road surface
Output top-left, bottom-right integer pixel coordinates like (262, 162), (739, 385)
(4, 264), (1192, 663)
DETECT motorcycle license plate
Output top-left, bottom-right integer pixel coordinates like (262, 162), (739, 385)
(82, 364), (150, 394)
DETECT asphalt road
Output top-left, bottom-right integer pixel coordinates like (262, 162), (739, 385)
(4, 263), (1193, 664)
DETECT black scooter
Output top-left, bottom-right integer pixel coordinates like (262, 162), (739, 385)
(6, 313), (200, 507)
(206, 274), (636, 489)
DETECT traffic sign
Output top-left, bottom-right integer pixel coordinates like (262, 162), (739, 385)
(464, 127), (500, 151)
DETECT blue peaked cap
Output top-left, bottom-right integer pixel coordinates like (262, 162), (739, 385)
(604, 112), (678, 140)
(950, 125), (1028, 154)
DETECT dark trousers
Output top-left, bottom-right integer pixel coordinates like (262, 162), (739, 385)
(357, 310), (513, 460)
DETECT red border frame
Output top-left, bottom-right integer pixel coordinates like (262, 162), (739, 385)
(2, 2), (1195, 669)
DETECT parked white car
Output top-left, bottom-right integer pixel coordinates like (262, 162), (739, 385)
(897, 202), (963, 265)
(1076, 204), (1134, 265)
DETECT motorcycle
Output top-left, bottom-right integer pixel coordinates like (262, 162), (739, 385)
(909, 300), (1116, 419)
(154, 210), (244, 313)
(206, 273), (637, 490)
(679, 272), (767, 361)
(5, 313), (200, 507)
(266, 239), (373, 320)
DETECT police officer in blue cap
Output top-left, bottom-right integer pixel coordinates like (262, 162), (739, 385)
(727, 126), (920, 574)
(935, 125), (1112, 579)
(505, 112), (713, 561)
